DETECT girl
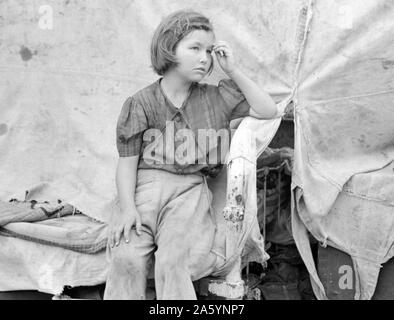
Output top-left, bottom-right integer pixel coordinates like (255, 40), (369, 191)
(104, 10), (278, 300)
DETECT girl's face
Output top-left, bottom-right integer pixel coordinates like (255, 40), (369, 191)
(173, 30), (215, 82)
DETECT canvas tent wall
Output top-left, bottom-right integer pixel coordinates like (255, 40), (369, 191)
(0, 0), (393, 298)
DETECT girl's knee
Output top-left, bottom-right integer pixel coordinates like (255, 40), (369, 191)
(155, 250), (187, 273)
(110, 243), (148, 270)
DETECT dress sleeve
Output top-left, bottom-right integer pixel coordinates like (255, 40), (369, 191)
(218, 78), (251, 120)
(116, 97), (148, 157)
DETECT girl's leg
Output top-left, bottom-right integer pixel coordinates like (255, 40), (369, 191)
(104, 169), (160, 300)
(154, 177), (217, 300)
(104, 228), (155, 300)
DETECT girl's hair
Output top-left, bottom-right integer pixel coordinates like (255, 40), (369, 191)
(150, 10), (214, 76)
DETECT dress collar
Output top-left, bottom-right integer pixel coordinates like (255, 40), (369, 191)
(157, 78), (196, 112)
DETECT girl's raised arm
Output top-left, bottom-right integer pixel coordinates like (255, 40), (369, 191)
(214, 41), (279, 119)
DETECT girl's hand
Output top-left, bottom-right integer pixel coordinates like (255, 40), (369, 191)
(108, 205), (142, 247)
(213, 41), (238, 76)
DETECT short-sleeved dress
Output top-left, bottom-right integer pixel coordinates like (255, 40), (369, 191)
(116, 78), (251, 175)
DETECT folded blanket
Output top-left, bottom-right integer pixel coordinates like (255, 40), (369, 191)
(0, 215), (107, 254)
(0, 199), (107, 254)
(0, 199), (78, 226)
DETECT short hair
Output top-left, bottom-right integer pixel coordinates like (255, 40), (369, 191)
(150, 10), (214, 76)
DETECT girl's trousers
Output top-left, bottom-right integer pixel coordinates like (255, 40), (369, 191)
(104, 169), (217, 300)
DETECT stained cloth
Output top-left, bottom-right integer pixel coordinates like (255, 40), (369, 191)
(290, 0), (394, 300)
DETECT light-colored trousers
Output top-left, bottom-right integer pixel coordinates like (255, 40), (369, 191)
(104, 169), (217, 300)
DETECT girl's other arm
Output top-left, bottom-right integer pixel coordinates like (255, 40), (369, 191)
(116, 156), (138, 213)
(109, 156), (142, 247)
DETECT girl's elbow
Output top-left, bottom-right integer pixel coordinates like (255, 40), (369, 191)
(269, 106), (280, 119)
(264, 103), (279, 119)
(250, 105), (278, 119)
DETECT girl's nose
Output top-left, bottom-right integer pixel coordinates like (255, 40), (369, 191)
(200, 53), (209, 64)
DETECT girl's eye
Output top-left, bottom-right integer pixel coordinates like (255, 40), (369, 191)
(207, 50), (212, 54)
(191, 47), (199, 51)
